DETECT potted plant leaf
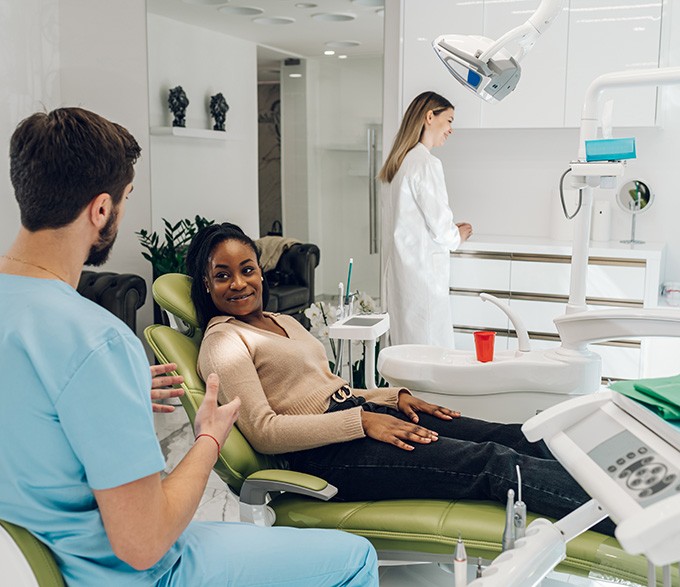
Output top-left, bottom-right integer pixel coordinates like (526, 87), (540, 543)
(137, 215), (214, 323)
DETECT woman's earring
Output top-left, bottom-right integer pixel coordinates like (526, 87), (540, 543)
(261, 276), (264, 282)
(206, 287), (210, 293)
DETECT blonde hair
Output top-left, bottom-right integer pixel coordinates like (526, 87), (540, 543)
(378, 91), (454, 183)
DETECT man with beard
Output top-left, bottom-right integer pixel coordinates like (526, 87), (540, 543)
(0, 108), (377, 586)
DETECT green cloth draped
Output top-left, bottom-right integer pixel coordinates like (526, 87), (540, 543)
(610, 374), (680, 420)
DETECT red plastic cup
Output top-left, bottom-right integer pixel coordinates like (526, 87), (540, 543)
(473, 331), (496, 363)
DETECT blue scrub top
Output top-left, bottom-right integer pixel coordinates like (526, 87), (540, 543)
(0, 275), (181, 586)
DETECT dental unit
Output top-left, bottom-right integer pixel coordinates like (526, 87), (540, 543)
(379, 65), (680, 424)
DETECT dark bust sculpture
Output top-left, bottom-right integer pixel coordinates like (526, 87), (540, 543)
(168, 86), (189, 127)
(209, 93), (229, 131)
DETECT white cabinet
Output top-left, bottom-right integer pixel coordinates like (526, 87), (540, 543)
(450, 236), (666, 380)
(564, 0), (662, 128)
(400, 0), (664, 128)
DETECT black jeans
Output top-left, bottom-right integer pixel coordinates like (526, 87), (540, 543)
(287, 396), (615, 535)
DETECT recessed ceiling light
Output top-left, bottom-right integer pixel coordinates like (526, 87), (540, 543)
(324, 50), (335, 55)
(324, 40), (361, 49)
(351, 0), (384, 6)
(311, 13), (356, 22)
(338, 54), (348, 59)
(289, 73), (302, 78)
(253, 16), (296, 25)
(295, 2), (317, 7)
(183, 0), (228, 5)
(218, 6), (264, 16)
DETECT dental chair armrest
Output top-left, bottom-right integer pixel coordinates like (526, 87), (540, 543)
(240, 469), (337, 505)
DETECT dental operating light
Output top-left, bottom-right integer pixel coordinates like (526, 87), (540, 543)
(433, 0), (564, 102)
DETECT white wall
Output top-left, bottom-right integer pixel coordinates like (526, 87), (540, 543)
(1, 0), (155, 334)
(385, 1), (680, 287)
(307, 56), (383, 299)
(0, 0), (61, 253)
(147, 13), (259, 238)
(58, 0), (153, 332)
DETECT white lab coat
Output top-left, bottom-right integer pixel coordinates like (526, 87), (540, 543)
(381, 143), (461, 348)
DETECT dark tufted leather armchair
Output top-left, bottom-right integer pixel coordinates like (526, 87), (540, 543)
(77, 271), (147, 332)
(264, 243), (320, 325)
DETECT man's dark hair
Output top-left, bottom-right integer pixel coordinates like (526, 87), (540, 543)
(10, 107), (141, 231)
(186, 222), (269, 330)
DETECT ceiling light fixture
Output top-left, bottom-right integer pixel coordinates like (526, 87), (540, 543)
(351, 0), (384, 6)
(324, 40), (361, 49)
(183, 0), (228, 5)
(311, 13), (356, 22)
(289, 73), (302, 78)
(218, 6), (264, 16)
(295, 2), (317, 7)
(253, 16), (296, 25)
(338, 54), (348, 59)
(324, 50), (336, 55)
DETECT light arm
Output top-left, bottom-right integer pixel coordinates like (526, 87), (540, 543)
(433, 0), (564, 102)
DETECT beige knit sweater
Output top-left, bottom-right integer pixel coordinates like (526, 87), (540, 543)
(197, 313), (402, 454)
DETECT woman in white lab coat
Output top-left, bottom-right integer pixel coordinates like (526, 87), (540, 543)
(379, 91), (472, 347)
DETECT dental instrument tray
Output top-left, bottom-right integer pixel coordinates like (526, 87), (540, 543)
(522, 389), (680, 566)
(585, 137), (636, 162)
(328, 313), (390, 341)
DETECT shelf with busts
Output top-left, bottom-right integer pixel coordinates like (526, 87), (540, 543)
(150, 126), (230, 140)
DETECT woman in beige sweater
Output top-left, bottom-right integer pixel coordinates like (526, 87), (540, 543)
(188, 222), (612, 533)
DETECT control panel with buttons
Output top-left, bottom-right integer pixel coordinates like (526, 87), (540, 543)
(589, 430), (679, 507)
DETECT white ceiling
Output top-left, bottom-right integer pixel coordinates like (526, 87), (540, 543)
(147, 0), (385, 82)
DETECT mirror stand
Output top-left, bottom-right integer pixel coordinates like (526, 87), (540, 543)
(621, 200), (645, 244)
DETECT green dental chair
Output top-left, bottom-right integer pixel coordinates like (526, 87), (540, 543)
(0, 520), (64, 586)
(145, 273), (666, 585)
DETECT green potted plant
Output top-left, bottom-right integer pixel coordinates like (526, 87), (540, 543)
(137, 215), (214, 323)
(137, 216), (214, 277)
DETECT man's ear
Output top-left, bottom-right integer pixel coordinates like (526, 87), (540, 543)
(88, 193), (113, 229)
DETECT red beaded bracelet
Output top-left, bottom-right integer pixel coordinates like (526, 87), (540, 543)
(195, 433), (221, 461)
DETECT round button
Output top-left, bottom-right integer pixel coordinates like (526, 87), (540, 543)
(617, 458), (626, 465)
(608, 465), (617, 473)
(640, 489), (653, 498)
(627, 452), (636, 459)
(639, 447), (648, 454)
(665, 474), (676, 484)
(631, 479), (642, 487)
(652, 466), (663, 475)
(619, 470), (630, 479)
(642, 456), (654, 464)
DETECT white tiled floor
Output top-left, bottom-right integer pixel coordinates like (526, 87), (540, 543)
(154, 407), (240, 522)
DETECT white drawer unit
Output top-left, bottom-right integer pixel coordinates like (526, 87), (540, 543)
(450, 236), (666, 381)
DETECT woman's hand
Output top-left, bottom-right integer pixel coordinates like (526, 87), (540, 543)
(398, 390), (460, 424)
(456, 222), (473, 242)
(360, 410), (439, 451)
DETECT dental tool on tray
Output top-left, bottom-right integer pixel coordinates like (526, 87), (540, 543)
(344, 258), (353, 306)
(501, 467), (527, 552)
(514, 465), (527, 540)
(454, 533), (468, 587)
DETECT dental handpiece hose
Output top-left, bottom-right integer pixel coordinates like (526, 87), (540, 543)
(502, 488), (515, 551)
(514, 465), (527, 540)
(454, 534), (468, 587)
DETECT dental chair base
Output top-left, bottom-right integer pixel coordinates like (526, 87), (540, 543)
(378, 344), (602, 423)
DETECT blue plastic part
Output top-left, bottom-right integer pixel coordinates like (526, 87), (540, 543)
(585, 138), (637, 162)
(467, 69), (482, 89)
